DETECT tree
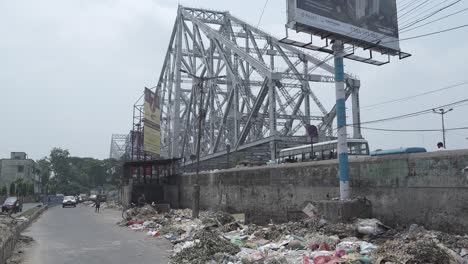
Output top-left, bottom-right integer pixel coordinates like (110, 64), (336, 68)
(49, 148), (71, 184)
(44, 147), (121, 195)
(9, 182), (16, 196)
(15, 178), (26, 196)
(27, 182), (35, 195)
(0, 185), (7, 196)
(36, 157), (51, 195)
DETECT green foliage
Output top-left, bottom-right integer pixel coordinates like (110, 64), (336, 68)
(41, 148), (123, 195)
(36, 157), (51, 194)
(9, 182), (16, 196)
(27, 182), (35, 195)
(49, 148), (71, 184)
(0, 185), (7, 196)
(57, 181), (88, 196)
(14, 178), (31, 196)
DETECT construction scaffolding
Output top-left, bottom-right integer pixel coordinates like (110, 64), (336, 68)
(156, 6), (362, 170)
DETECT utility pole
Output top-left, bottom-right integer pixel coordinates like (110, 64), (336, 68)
(332, 40), (350, 200)
(180, 69), (225, 218)
(433, 108), (453, 148)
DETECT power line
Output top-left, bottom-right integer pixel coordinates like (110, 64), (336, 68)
(401, 7), (468, 33)
(360, 80), (468, 110)
(355, 125), (468, 132)
(399, 0), (458, 27)
(358, 98), (468, 125)
(256, 0), (270, 28)
(400, 0), (463, 30)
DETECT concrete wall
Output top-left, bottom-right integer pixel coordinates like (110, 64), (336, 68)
(173, 149), (468, 234)
(0, 205), (48, 264)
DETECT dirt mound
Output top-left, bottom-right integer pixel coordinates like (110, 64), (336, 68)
(373, 240), (455, 264)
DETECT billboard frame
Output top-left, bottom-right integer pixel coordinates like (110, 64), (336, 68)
(283, 0), (411, 65)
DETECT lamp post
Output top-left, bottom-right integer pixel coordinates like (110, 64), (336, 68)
(433, 108), (453, 147)
(180, 69), (226, 218)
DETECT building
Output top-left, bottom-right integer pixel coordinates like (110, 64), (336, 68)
(0, 152), (42, 195)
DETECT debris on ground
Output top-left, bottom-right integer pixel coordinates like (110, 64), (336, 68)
(116, 204), (468, 264)
(101, 201), (123, 210)
(0, 216), (17, 244)
(171, 230), (240, 264)
(6, 236), (34, 264)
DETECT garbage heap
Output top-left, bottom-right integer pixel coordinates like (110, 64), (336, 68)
(118, 206), (468, 264)
(101, 201), (123, 210)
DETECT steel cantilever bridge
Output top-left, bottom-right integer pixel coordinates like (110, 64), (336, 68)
(156, 6), (363, 170)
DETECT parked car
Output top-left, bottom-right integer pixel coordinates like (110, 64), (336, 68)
(89, 194), (97, 202)
(97, 194), (107, 203)
(2, 197), (23, 213)
(62, 196), (77, 208)
(78, 194), (88, 202)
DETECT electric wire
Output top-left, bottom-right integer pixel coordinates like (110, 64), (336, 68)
(360, 81), (468, 110)
(401, 7), (468, 33)
(398, 0), (455, 25)
(354, 126), (468, 132)
(257, 0), (270, 28)
(356, 98), (468, 126)
(400, 0), (463, 30)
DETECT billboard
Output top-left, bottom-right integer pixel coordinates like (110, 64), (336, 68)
(287, 0), (400, 52)
(143, 88), (161, 157)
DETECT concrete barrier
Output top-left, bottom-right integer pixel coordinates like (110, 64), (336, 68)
(171, 149), (468, 233)
(0, 205), (48, 264)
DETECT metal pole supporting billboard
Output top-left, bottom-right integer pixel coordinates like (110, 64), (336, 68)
(332, 41), (350, 200)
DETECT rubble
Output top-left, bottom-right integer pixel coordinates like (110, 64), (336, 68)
(116, 204), (468, 264)
(170, 230), (240, 264)
(0, 216), (16, 244)
(100, 201), (123, 210)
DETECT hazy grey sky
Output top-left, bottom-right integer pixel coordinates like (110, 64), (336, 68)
(1, 0), (468, 160)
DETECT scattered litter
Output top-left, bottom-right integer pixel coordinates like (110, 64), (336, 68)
(356, 218), (389, 236)
(116, 205), (468, 264)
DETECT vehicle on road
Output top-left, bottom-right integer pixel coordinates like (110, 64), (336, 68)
(1, 197), (23, 213)
(370, 147), (427, 156)
(278, 139), (370, 163)
(89, 194), (97, 202)
(78, 193), (88, 203)
(62, 196), (77, 208)
(97, 194), (107, 203)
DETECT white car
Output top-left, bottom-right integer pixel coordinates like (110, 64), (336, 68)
(62, 196), (77, 208)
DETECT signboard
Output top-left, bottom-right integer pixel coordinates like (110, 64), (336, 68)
(127, 130), (142, 160)
(143, 88), (161, 157)
(287, 0), (400, 52)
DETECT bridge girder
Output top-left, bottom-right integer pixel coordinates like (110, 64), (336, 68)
(156, 6), (361, 162)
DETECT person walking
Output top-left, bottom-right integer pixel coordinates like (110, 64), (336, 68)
(95, 196), (101, 213)
(437, 142), (446, 151)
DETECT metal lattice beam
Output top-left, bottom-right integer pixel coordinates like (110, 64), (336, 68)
(156, 6), (361, 165)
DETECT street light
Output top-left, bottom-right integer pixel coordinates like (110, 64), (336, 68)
(433, 108), (453, 148)
(180, 69), (226, 218)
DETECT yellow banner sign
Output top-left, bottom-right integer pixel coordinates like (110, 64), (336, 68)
(143, 88), (161, 157)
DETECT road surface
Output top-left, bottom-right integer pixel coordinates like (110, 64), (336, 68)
(20, 205), (172, 264)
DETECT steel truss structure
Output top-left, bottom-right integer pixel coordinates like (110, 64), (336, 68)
(109, 134), (129, 160)
(157, 6), (363, 166)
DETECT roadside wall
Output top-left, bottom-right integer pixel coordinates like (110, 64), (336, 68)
(0, 205), (48, 264)
(174, 150), (468, 234)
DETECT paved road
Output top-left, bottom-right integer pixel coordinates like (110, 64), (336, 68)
(21, 205), (172, 264)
